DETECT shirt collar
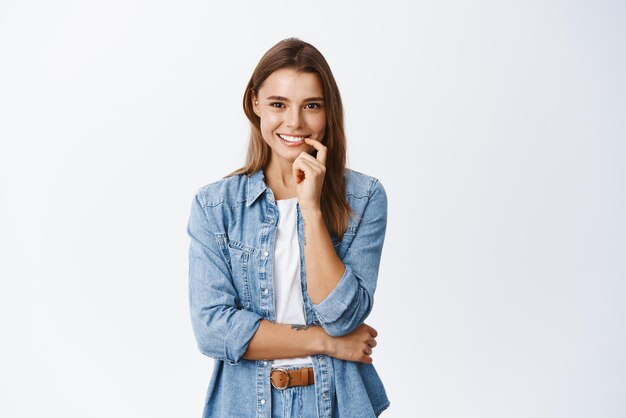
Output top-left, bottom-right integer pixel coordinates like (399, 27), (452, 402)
(246, 169), (268, 207)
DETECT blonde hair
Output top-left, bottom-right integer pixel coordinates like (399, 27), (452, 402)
(226, 37), (353, 239)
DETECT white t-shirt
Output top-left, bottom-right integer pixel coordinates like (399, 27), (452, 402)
(272, 197), (313, 367)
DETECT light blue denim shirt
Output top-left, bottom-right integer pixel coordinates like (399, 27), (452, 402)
(187, 168), (390, 417)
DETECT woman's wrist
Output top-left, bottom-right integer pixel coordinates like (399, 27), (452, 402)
(299, 206), (323, 222)
(312, 325), (334, 356)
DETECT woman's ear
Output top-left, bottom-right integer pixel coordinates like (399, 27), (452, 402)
(252, 94), (260, 117)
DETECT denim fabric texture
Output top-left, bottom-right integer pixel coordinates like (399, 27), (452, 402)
(188, 168), (390, 417)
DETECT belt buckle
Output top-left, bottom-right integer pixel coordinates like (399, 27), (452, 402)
(270, 368), (290, 390)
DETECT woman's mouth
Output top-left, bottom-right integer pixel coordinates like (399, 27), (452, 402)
(277, 134), (308, 146)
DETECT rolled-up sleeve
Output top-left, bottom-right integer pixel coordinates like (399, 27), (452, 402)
(187, 192), (262, 365)
(311, 179), (388, 337)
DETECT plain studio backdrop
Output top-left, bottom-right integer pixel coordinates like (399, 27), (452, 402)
(1, 1), (625, 417)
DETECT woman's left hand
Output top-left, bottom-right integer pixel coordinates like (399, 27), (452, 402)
(292, 138), (327, 211)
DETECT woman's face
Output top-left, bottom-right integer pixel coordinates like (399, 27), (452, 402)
(252, 68), (326, 165)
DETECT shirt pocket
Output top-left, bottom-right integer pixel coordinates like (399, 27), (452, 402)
(214, 233), (257, 311)
(227, 239), (257, 311)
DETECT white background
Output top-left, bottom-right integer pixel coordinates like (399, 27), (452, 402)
(1, 1), (625, 417)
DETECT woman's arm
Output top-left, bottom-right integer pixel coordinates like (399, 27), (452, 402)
(188, 193), (263, 365)
(242, 320), (378, 364)
(189, 190), (378, 365)
(242, 320), (326, 360)
(299, 206), (346, 304)
(302, 179), (388, 337)
(292, 140), (389, 338)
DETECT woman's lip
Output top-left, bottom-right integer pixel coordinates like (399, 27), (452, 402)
(277, 134), (307, 147)
(278, 133), (308, 139)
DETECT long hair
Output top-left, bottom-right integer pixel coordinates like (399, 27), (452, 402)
(226, 37), (353, 239)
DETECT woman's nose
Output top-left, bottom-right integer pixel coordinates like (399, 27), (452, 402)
(285, 107), (302, 128)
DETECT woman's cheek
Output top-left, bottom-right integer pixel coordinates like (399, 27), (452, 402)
(262, 114), (280, 134)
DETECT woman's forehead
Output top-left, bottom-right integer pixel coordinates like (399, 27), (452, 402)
(259, 68), (324, 99)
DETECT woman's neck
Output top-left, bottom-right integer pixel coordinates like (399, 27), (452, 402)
(264, 160), (297, 200)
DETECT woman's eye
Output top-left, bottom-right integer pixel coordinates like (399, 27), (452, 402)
(270, 102), (284, 108)
(305, 103), (321, 109)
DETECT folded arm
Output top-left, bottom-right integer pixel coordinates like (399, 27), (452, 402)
(188, 193), (264, 364)
(187, 185), (383, 365)
(243, 320), (378, 364)
(303, 179), (388, 337)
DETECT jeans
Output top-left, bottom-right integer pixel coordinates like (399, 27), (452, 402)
(270, 365), (318, 418)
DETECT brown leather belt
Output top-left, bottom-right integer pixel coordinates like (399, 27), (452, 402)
(270, 367), (315, 390)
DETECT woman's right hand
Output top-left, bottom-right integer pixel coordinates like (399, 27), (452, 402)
(325, 323), (378, 364)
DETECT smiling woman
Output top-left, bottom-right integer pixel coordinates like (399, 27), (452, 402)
(252, 68), (327, 170)
(187, 38), (390, 418)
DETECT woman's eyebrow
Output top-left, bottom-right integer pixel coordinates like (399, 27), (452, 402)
(265, 95), (325, 102)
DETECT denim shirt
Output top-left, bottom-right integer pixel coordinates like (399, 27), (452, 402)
(187, 168), (390, 417)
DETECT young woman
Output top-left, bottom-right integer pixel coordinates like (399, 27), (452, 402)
(187, 38), (389, 417)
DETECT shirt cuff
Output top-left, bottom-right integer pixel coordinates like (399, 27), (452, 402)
(310, 264), (359, 324)
(223, 309), (263, 365)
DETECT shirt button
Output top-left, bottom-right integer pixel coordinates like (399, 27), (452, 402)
(263, 361), (268, 366)
(323, 392), (328, 399)
(263, 251), (269, 257)
(263, 288), (268, 294)
(260, 399), (266, 405)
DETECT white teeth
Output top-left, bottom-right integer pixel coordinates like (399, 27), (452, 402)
(279, 134), (307, 143)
